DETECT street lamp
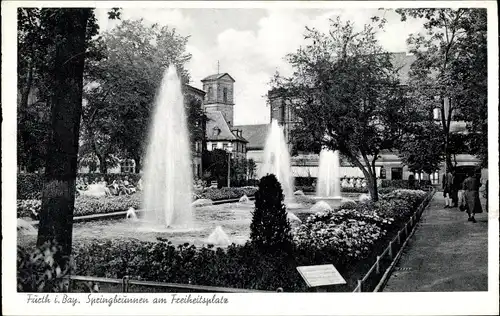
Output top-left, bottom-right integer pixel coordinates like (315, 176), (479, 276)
(227, 152), (231, 188)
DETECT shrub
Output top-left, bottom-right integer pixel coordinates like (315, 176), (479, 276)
(17, 200), (42, 219)
(197, 187), (257, 201)
(250, 174), (293, 251)
(74, 194), (142, 217)
(341, 187), (369, 193)
(17, 242), (72, 292)
(341, 200), (358, 210)
(381, 179), (432, 189)
(17, 173), (44, 199)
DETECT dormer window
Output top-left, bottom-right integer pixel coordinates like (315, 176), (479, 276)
(212, 126), (221, 137)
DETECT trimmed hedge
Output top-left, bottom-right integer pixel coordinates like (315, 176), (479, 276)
(17, 173), (143, 200)
(381, 179), (432, 189)
(195, 187), (257, 201)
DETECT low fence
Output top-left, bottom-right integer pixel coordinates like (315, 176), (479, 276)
(67, 275), (279, 293)
(352, 188), (435, 292)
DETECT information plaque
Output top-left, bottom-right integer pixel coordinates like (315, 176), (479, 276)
(296, 264), (346, 288)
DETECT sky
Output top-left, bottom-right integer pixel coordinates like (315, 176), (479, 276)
(96, 8), (426, 125)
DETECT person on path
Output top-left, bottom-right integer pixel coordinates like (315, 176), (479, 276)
(462, 169), (483, 223)
(442, 171), (454, 208)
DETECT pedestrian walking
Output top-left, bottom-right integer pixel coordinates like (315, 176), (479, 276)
(462, 169), (483, 223)
(442, 171), (454, 208)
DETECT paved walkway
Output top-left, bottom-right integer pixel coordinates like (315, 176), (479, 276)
(384, 191), (488, 292)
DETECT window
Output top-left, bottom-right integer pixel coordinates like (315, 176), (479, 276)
(197, 164), (201, 178)
(223, 143), (228, 151)
(391, 167), (403, 180)
(212, 144), (217, 150)
(433, 108), (441, 120)
(208, 87), (213, 101)
(430, 171), (440, 185)
(223, 87), (228, 103)
(121, 159), (136, 173)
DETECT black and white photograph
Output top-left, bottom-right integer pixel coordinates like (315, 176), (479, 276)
(2, 1), (498, 315)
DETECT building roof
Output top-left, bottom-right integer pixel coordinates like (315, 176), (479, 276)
(234, 123), (270, 150)
(206, 111), (247, 142)
(183, 84), (206, 96)
(201, 73), (236, 83)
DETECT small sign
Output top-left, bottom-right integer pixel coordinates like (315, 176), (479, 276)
(296, 264), (346, 288)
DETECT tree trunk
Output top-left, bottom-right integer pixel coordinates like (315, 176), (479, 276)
(37, 9), (90, 265)
(98, 154), (108, 174)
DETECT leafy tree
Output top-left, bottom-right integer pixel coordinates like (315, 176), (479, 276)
(272, 18), (408, 201)
(185, 94), (207, 155)
(230, 156), (248, 186)
(250, 174), (293, 252)
(17, 8), (102, 172)
(202, 149), (229, 187)
(395, 8), (487, 169)
(247, 158), (257, 179)
(82, 19), (192, 172)
(398, 121), (443, 175)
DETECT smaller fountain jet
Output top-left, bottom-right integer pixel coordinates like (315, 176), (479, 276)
(205, 226), (231, 247)
(314, 149), (343, 208)
(260, 119), (294, 202)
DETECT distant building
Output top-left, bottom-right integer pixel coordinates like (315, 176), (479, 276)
(201, 73), (248, 159)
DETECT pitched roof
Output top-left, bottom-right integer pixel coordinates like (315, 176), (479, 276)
(234, 123), (270, 150)
(201, 73), (235, 82)
(206, 111), (247, 142)
(183, 84), (206, 96)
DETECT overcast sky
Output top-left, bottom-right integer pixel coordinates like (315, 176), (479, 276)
(96, 8), (426, 125)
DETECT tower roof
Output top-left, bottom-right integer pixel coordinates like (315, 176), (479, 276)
(201, 73), (235, 83)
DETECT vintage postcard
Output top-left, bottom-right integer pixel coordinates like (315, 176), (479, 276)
(2, 1), (498, 315)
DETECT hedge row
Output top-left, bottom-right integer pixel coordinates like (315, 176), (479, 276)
(17, 173), (143, 200)
(18, 187), (258, 220)
(381, 179), (433, 189)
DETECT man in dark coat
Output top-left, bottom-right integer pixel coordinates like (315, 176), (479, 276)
(462, 169), (483, 223)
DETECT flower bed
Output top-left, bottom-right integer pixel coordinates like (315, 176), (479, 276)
(17, 187), (258, 220)
(16, 188), (430, 292)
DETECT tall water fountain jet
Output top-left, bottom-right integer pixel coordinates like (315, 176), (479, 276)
(142, 65), (194, 228)
(314, 149), (342, 208)
(317, 149), (342, 198)
(260, 119), (294, 200)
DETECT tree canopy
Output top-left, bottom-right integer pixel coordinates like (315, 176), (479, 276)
(271, 17), (408, 201)
(395, 8), (488, 168)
